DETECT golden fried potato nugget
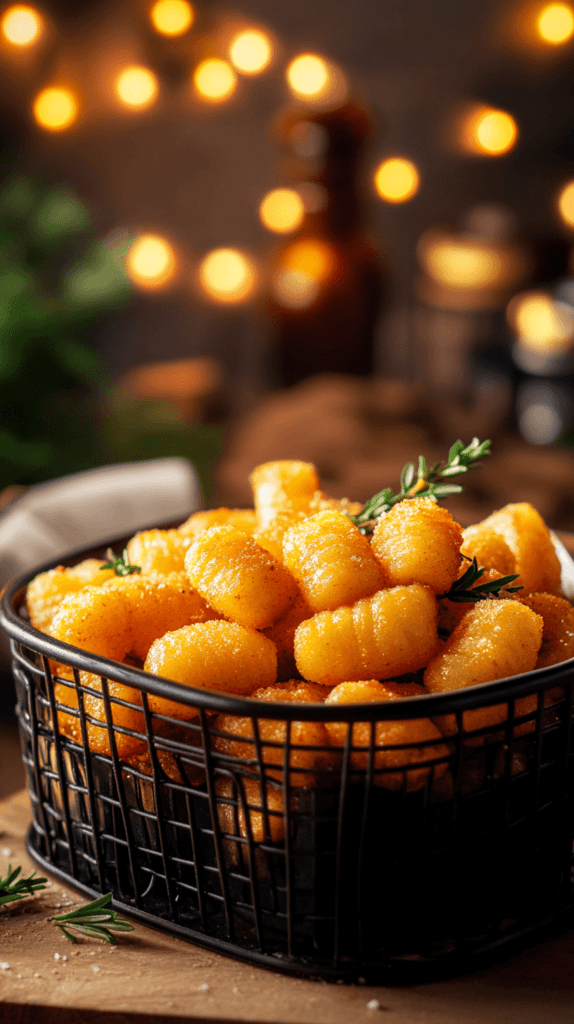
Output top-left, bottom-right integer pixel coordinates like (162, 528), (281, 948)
(371, 496), (462, 595)
(144, 620), (277, 719)
(212, 681), (335, 787)
(185, 524), (299, 630)
(461, 503), (562, 596)
(250, 460), (319, 533)
(179, 507), (256, 539)
(262, 592), (314, 680)
(518, 592), (574, 668)
(459, 530), (515, 577)
(324, 680), (449, 791)
(294, 584), (439, 685)
(126, 529), (193, 575)
(437, 568), (505, 635)
(27, 559), (115, 633)
(216, 775), (286, 843)
(425, 599), (543, 741)
(282, 510), (386, 613)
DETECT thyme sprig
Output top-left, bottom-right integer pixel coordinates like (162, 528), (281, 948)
(100, 548), (141, 577)
(49, 892), (134, 944)
(349, 437), (491, 535)
(440, 556), (522, 604)
(0, 865), (47, 906)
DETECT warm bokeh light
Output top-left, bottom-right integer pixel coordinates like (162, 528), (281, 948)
(115, 66), (158, 110)
(536, 2), (574, 43)
(374, 158), (420, 203)
(193, 59), (237, 103)
(229, 29), (273, 74)
(558, 180), (574, 227)
(150, 0), (194, 36)
(198, 248), (256, 303)
(422, 239), (504, 290)
(125, 234), (178, 290)
(1, 4), (42, 45)
(460, 105), (519, 156)
(285, 53), (346, 104)
(259, 188), (305, 233)
(32, 87), (77, 131)
(507, 291), (574, 351)
(272, 239), (338, 308)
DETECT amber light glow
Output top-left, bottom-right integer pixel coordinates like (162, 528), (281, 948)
(229, 29), (273, 74)
(536, 2), (574, 43)
(460, 105), (518, 156)
(150, 0), (194, 36)
(558, 180), (574, 227)
(125, 234), (178, 290)
(507, 292), (574, 351)
(259, 188), (305, 233)
(285, 53), (345, 104)
(33, 87), (77, 131)
(374, 158), (420, 203)
(193, 59), (237, 102)
(199, 248), (256, 303)
(422, 240), (504, 290)
(272, 239), (338, 309)
(115, 66), (158, 109)
(1, 3), (42, 44)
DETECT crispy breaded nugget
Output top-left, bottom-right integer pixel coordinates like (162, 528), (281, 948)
(212, 680), (335, 788)
(282, 510), (386, 613)
(126, 529), (193, 575)
(371, 496), (463, 595)
(459, 530), (515, 576)
(27, 559), (116, 633)
(437, 567), (505, 635)
(294, 584), (439, 685)
(518, 591), (574, 668)
(461, 503), (562, 596)
(179, 507), (256, 539)
(324, 680), (449, 791)
(184, 524), (299, 629)
(250, 460), (319, 533)
(425, 599), (543, 741)
(262, 592), (314, 680)
(216, 775), (286, 843)
(144, 620), (278, 719)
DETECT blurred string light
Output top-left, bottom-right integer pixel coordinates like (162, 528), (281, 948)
(536, 2), (574, 43)
(558, 180), (574, 227)
(419, 235), (505, 290)
(517, 380), (566, 444)
(285, 53), (347, 105)
(374, 158), (420, 203)
(229, 29), (273, 75)
(33, 87), (78, 131)
(115, 66), (158, 110)
(458, 104), (519, 156)
(259, 188), (305, 233)
(193, 58), (237, 102)
(507, 291), (574, 352)
(198, 248), (256, 302)
(1, 3), (42, 45)
(272, 239), (338, 309)
(150, 0), (194, 37)
(125, 233), (178, 290)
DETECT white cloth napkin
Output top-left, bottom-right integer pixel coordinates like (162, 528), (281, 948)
(0, 458), (201, 588)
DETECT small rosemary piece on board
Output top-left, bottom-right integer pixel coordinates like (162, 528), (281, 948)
(349, 437), (491, 535)
(49, 892), (134, 944)
(0, 865), (47, 906)
(100, 548), (141, 577)
(439, 557), (522, 604)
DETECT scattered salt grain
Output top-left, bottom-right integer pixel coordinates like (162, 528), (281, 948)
(89, 951), (96, 955)
(34, 973), (41, 978)
(0, 963), (10, 970)
(198, 983), (209, 991)
(367, 999), (380, 1010)
(1, 848), (12, 857)
(54, 953), (61, 960)
(92, 966), (100, 973)
(16, 974), (21, 979)
(62, 956), (67, 962)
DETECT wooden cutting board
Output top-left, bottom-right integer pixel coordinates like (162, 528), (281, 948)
(1, 790), (574, 1024)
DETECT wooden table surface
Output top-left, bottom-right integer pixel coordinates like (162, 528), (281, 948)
(1, 790), (574, 1024)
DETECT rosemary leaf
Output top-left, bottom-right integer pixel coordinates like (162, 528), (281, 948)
(439, 558), (522, 604)
(49, 892), (134, 944)
(0, 866), (47, 906)
(100, 548), (141, 577)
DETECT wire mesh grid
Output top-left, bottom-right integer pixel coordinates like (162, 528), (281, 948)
(3, 562), (574, 982)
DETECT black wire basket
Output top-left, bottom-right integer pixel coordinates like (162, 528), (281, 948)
(2, 535), (574, 983)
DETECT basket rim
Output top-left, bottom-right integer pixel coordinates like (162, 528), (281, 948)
(1, 532), (574, 723)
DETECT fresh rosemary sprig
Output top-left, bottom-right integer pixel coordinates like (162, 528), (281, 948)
(0, 865), (47, 906)
(349, 437), (491, 535)
(100, 548), (141, 577)
(49, 892), (134, 944)
(440, 557), (522, 604)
